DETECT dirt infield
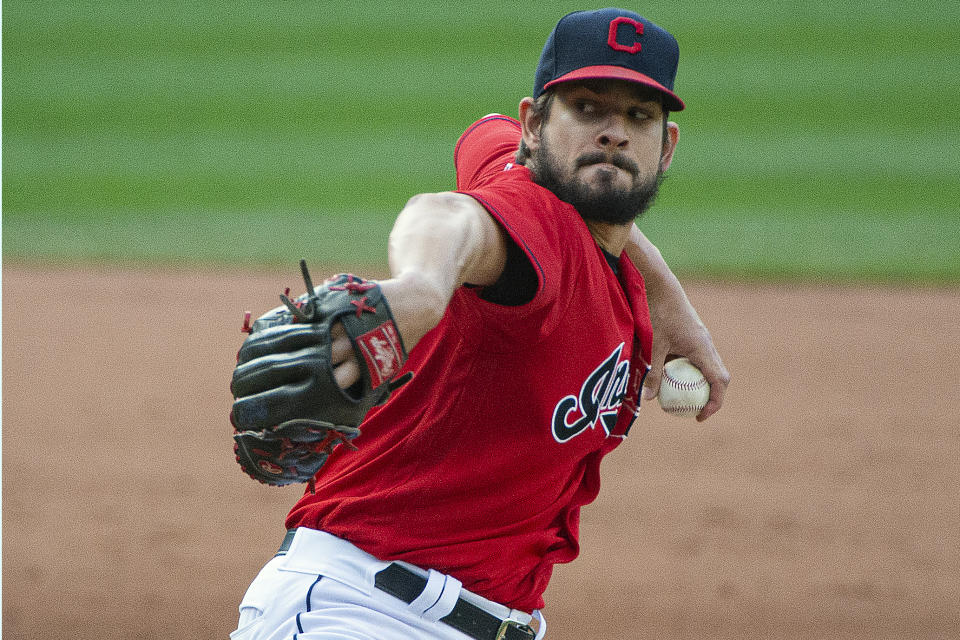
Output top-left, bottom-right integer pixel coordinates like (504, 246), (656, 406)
(3, 264), (959, 639)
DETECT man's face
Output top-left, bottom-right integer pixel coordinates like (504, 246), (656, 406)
(526, 80), (676, 224)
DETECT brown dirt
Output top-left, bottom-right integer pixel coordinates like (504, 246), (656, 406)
(3, 264), (959, 639)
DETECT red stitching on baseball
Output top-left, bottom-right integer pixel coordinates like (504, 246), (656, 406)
(663, 370), (708, 392)
(665, 404), (701, 414)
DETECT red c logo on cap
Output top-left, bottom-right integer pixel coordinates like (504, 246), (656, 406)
(608, 17), (644, 54)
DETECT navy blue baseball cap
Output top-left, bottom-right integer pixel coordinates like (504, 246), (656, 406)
(534, 8), (685, 111)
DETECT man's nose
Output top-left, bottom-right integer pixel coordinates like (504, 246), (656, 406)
(597, 116), (629, 148)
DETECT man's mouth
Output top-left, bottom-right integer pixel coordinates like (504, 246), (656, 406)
(576, 152), (638, 176)
(591, 162), (619, 172)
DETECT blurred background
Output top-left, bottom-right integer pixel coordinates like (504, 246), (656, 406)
(4, 0), (958, 280)
(4, 2), (960, 639)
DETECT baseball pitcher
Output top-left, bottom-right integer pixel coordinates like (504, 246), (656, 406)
(229, 8), (728, 640)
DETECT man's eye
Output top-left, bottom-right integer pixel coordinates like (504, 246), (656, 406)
(629, 109), (651, 121)
(576, 100), (596, 114)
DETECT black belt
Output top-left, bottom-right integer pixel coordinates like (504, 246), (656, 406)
(277, 530), (536, 640)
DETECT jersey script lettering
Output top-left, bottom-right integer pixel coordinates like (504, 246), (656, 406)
(551, 342), (631, 443)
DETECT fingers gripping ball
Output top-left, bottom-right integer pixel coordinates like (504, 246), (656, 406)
(230, 261), (408, 487)
(658, 357), (710, 418)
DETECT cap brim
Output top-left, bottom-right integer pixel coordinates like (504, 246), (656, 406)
(542, 65), (685, 111)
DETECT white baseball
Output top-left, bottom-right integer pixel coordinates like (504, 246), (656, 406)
(658, 358), (710, 418)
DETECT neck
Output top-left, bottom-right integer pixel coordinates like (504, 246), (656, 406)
(585, 219), (632, 256)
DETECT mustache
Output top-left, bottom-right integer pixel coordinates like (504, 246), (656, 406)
(575, 151), (639, 175)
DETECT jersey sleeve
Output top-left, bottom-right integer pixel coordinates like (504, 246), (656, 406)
(456, 170), (589, 339)
(454, 115), (522, 191)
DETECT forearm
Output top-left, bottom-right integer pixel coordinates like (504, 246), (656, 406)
(378, 192), (507, 350)
(625, 224), (691, 308)
(625, 223), (729, 420)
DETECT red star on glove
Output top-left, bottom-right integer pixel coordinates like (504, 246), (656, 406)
(330, 282), (376, 293)
(351, 296), (376, 317)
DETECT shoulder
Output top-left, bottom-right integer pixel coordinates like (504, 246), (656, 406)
(455, 114), (522, 191)
(460, 167), (579, 248)
(457, 173), (596, 316)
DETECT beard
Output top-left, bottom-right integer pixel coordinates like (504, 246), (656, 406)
(530, 138), (664, 225)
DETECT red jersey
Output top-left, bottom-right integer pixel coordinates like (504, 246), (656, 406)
(286, 114), (654, 612)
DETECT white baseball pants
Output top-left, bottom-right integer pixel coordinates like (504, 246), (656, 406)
(230, 528), (545, 640)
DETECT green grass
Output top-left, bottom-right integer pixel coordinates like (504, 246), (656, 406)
(9, 208), (956, 287)
(4, 0), (960, 281)
(5, 210), (397, 269)
(642, 207), (960, 285)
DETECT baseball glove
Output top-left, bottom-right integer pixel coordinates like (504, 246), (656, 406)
(230, 261), (408, 488)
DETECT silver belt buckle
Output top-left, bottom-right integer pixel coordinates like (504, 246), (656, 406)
(495, 619), (534, 640)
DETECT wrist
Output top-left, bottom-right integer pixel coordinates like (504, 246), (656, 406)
(378, 270), (450, 350)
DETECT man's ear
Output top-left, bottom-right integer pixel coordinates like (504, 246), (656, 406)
(518, 97), (544, 154)
(659, 121), (679, 172)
